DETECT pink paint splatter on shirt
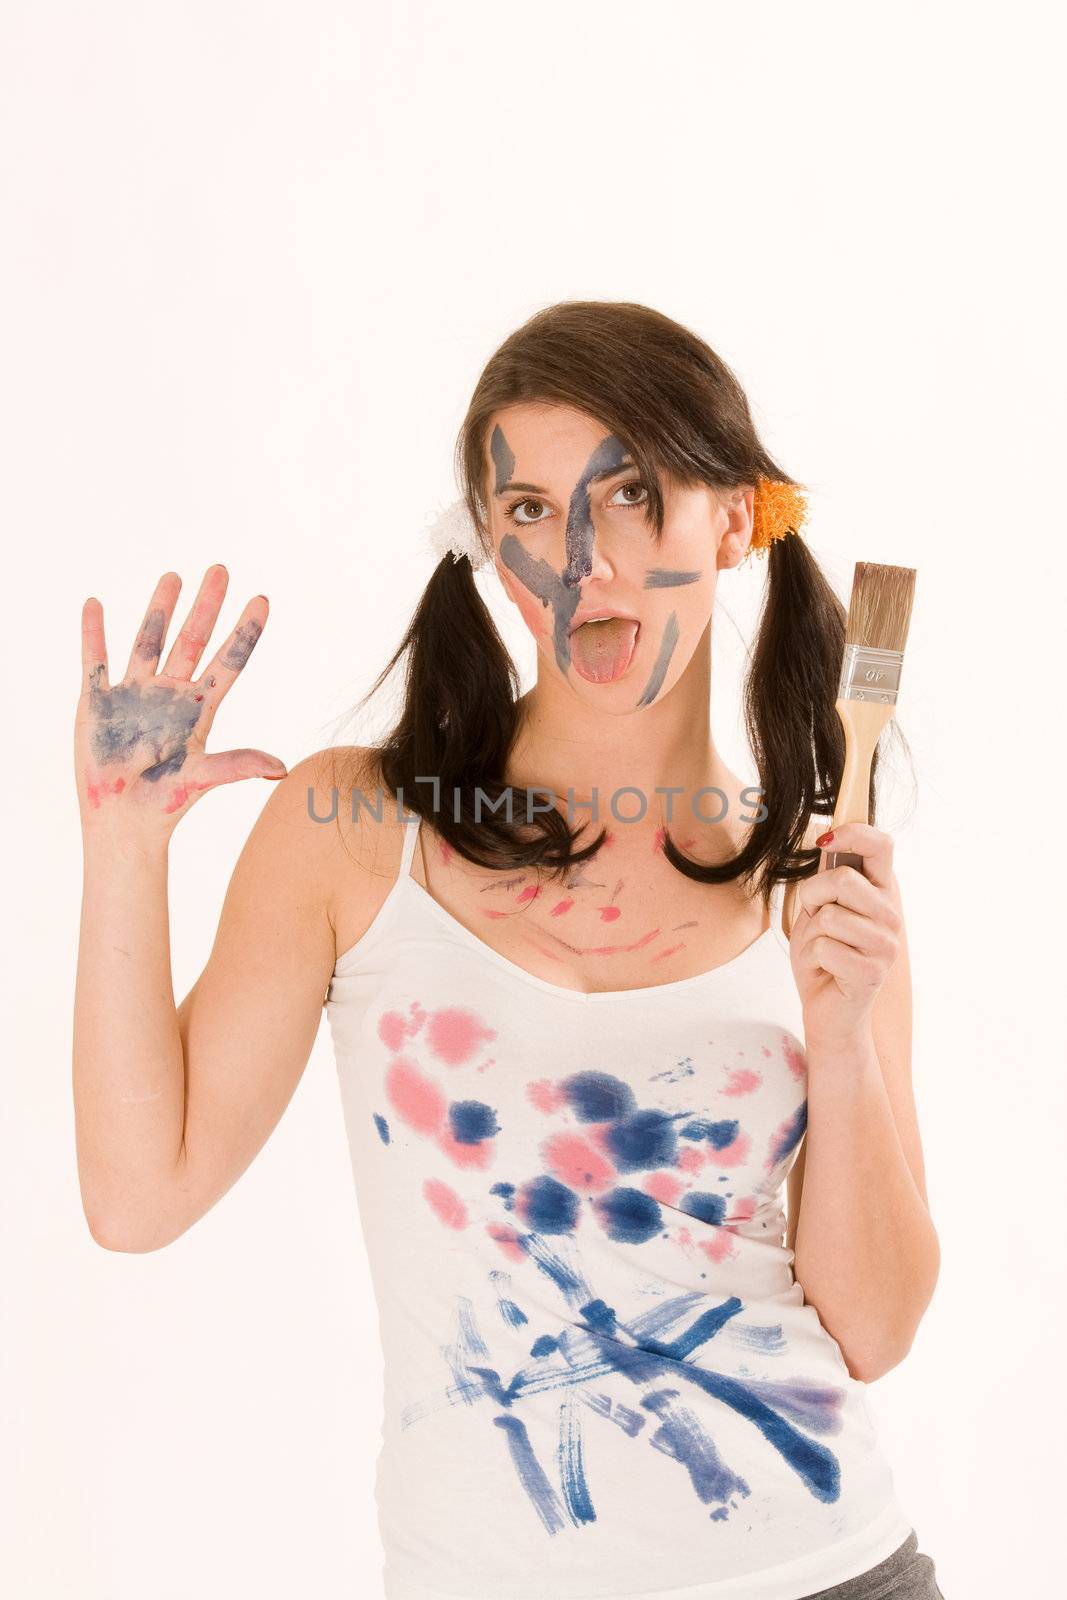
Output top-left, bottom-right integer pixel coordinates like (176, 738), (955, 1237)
(710, 1130), (752, 1168)
(677, 1146), (705, 1175)
(585, 1122), (616, 1158)
(727, 1195), (758, 1224)
(527, 1079), (568, 1114)
(644, 1171), (685, 1206)
(699, 1231), (738, 1264)
(423, 1177), (468, 1229)
(487, 1223), (527, 1263)
(426, 1007), (497, 1066)
(378, 1005), (426, 1052)
(385, 1056), (445, 1135)
(540, 1131), (615, 1192)
(722, 1067), (762, 1097)
(436, 1126), (495, 1169)
(783, 1038), (807, 1081)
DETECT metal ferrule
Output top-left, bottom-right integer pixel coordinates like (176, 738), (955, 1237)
(837, 643), (904, 704)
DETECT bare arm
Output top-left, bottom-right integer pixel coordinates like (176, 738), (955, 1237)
(72, 566), (354, 1251)
(783, 823), (940, 1382)
(75, 754), (347, 1251)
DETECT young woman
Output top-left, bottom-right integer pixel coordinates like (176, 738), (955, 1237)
(73, 301), (943, 1599)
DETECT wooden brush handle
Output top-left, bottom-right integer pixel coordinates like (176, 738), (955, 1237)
(822, 697), (895, 875)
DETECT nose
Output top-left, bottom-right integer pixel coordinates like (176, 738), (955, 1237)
(562, 507), (618, 588)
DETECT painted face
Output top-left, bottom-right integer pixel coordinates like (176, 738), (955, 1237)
(487, 403), (752, 711)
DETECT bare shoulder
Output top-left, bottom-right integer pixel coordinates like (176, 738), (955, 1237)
(298, 745), (418, 961)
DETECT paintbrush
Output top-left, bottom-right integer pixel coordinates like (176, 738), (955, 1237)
(821, 561), (917, 876)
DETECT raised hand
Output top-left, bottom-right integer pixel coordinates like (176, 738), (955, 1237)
(76, 564), (288, 837)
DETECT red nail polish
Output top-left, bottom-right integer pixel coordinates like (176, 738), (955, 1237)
(816, 830), (835, 847)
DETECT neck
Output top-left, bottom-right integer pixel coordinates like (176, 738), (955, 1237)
(505, 625), (747, 848)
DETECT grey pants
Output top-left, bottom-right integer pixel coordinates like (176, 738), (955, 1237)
(798, 1532), (944, 1599)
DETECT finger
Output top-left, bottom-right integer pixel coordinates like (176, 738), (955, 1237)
(192, 595), (270, 705)
(160, 564), (229, 681)
(801, 932), (882, 990)
(797, 862), (882, 925)
(197, 747), (289, 787)
(816, 822), (894, 892)
(81, 597), (109, 694)
(796, 899), (897, 961)
(125, 571), (183, 681)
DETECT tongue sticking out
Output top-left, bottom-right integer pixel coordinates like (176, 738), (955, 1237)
(569, 617), (640, 683)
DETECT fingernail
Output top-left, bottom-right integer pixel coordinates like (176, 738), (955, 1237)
(816, 831), (835, 847)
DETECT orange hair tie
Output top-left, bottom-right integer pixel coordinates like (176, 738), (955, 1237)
(747, 476), (809, 558)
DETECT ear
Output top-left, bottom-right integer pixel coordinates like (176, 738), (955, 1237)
(715, 485), (755, 571)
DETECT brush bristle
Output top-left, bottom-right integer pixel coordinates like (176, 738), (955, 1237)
(845, 562), (916, 654)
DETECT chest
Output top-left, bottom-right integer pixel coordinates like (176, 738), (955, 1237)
(411, 821), (776, 997)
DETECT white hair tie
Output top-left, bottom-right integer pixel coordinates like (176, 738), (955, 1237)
(423, 498), (492, 571)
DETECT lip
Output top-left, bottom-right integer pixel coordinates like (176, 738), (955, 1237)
(567, 607), (641, 635)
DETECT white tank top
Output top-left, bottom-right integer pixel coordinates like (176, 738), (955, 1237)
(325, 812), (913, 1600)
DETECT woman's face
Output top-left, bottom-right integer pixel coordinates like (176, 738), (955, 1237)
(485, 402), (754, 712)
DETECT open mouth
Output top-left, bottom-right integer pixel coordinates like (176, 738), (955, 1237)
(569, 615), (641, 683)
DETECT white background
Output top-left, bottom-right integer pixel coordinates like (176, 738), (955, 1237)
(4, 3), (1064, 1595)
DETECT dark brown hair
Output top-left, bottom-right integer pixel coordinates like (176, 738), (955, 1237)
(336, 300), (897, 901)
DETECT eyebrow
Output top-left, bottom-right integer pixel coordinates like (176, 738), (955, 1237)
(494, 460), (637, 498)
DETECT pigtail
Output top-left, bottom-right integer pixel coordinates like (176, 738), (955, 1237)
(358, 553), (599, 871)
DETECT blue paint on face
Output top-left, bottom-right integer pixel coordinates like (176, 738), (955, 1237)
(496, 428), (640, 678)
(636, 610), (680, 707)
(592, 1186), (664, 1244)
(681, 1118), (740, 1150)
(604, 1109), (679, 1172)
(499, 531), (583, 675)
(562, 435), (632, 587)
(770, 1101), (808, 1165)
(518, 1175), (581, 1234)
(449, 1099), (500, 1143)
(561, 1071), (637, 1122)
(372, 1112), (390, 1144)
(680, 1192), (728, 1226)
(490, 425), (516, 493)
(643, 568), (702, 588)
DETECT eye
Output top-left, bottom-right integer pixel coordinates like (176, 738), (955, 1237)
(505, 497), (552, 527)
(609, 480), (650, 509)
